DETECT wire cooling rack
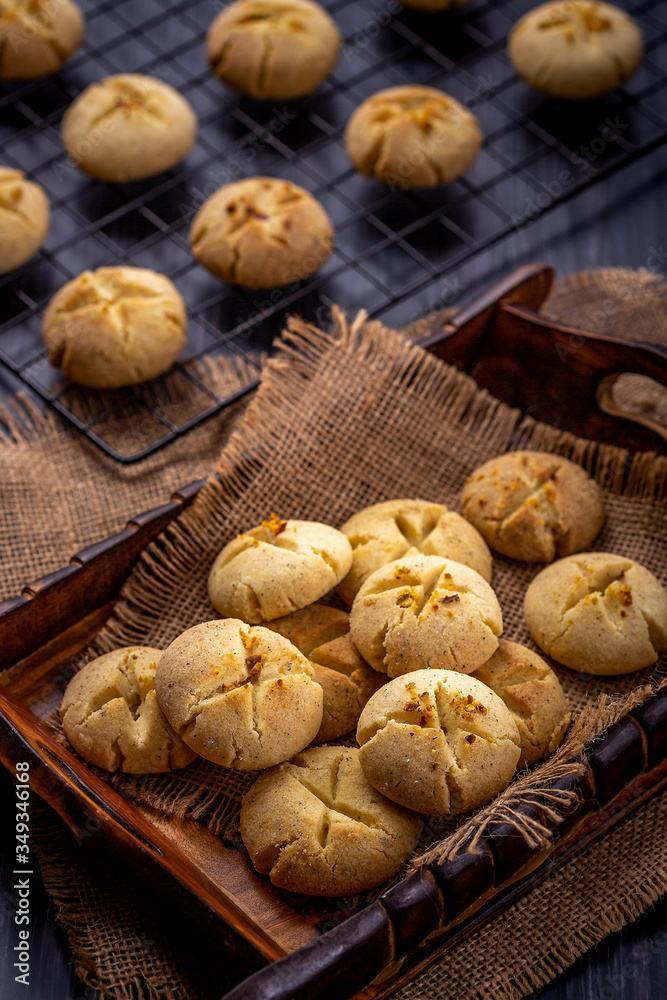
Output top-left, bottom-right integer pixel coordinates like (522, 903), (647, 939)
(0, 0), (665, 461)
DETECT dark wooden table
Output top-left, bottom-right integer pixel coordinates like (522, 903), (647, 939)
(1, 143), (666, 1000)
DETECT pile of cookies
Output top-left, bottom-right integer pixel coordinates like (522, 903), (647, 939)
(60, 450), (667, 896)
(2, 0), (645, 391)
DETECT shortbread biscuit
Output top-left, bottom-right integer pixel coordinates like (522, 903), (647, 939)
(0, 168), (50, 274)
(525, 553), (667, 675)
(60, 647), (196, 774)
(240, 746), (422, 895)
(206, 0), (341, 100)
(62, 74), (197, 182)
(155, 619), (323, 769)
(0, 0), (84, 80)
(357, 669), (521, 814)
(508, 1), (643, 100)
(42, 266), (187, 388)
(350, 554), (502, 677)
(472, 639), (570, 767)
(345, 85), (482, 189)
(190, 177), (334, 288)
(339, 498), (492, 606)
(461, 451), (604, 563)
(266, 604), (384, 742)
(208, 516), (352, 623)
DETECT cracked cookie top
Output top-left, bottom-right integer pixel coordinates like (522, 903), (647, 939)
(60, 646), (196, 774)
(0, 0), (84, 80)
(240, 745), (422, 895)
(344, 84), (482, 189)
(0, 167), (50, 274)
(471, 638), (570, 767)
(42, 265), (187, 388)
(338, 497), (492, 606)
(189, 176), (334, 288)
(508, 0), (643, 100)
(208, 517), (352, 622)
(61, 73), (197, 182)
(349, 553), (503, 678)
(206, 0), (341, 100)
(524, 552), (667, 675)
(460, 451), (605, 563)
(356, 669), (521, 815)
(155, 619), (323, 769)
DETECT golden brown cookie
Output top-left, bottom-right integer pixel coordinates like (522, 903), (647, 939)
(62, 74), (197, 182)
(0, 0), (84, 80)
(206, 0), (341, 100)
(524, 553), (667, 675)
(189, 177), (334, 288)
(240, 746), (422, 895)
(60, 647), (196, 774)
(0, 167), (50, 274)
(265, 604), (385, 742)
(357, 669), (521, 814)
(460, 451), (605, 563)
(350, 553), (502, 677)
(508, 0), (643, 100)
(155, 619), (323, 769)
(471, 639), (570, 767)
(338, 498), (492, 606)
(345, 84), (482, 188)
(208, 516), (352, 623)
(42, 266), (187, 388)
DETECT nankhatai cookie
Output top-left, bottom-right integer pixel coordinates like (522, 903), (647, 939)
(338, 498), (492, 606)
(60, 647), (196, 774)
(0, 0), (84, 80)
(472, 639), (570, 767)
(357, 669), (521, 814)
(350, 554), (502, 677)
(42, 266), (187, 388)
(524, 553), (667, 675)
(265, 604), (384, 742)
(345, 85), (482, 188)
(460, 451), (604, 563)
(508, 1), (643, 100)
(206, 0), (341, 100)
(240, 746), (422, 895)
(208, 516), (352, 623)
(189, 177), (334, 288)
(62, 74), (197, 181)
(154, 619), (323, 769)
(0, 168), (50, 274)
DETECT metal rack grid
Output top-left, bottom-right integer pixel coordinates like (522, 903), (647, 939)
(1, 0), (665, 461)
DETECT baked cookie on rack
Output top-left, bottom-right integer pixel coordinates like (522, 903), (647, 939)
(460, 451), (605, 563)
(508, 0), (643, 100)
(338, 498), (492, 606)
(42, 266), (187, 388)
(60, 647), (196, 774)
(62, 74), (197, 181)
(350, 553), (503, 677)
(190, 177), (334, 288)
(345, 84), (482, 188)
(0, 168), (50, 274)
(0, 0), (84, 80)
(206, 0), (341, 100)
(240, 746), (422, 895)
(357, 669), (521, 814)
(525, 552), (667, 675)
(155, 620), (324, 769)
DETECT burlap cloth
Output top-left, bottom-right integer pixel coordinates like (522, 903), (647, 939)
(2, 268), (666, 1000)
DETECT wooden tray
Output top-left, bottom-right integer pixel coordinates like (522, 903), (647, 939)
(1, 263), (666, 1000)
